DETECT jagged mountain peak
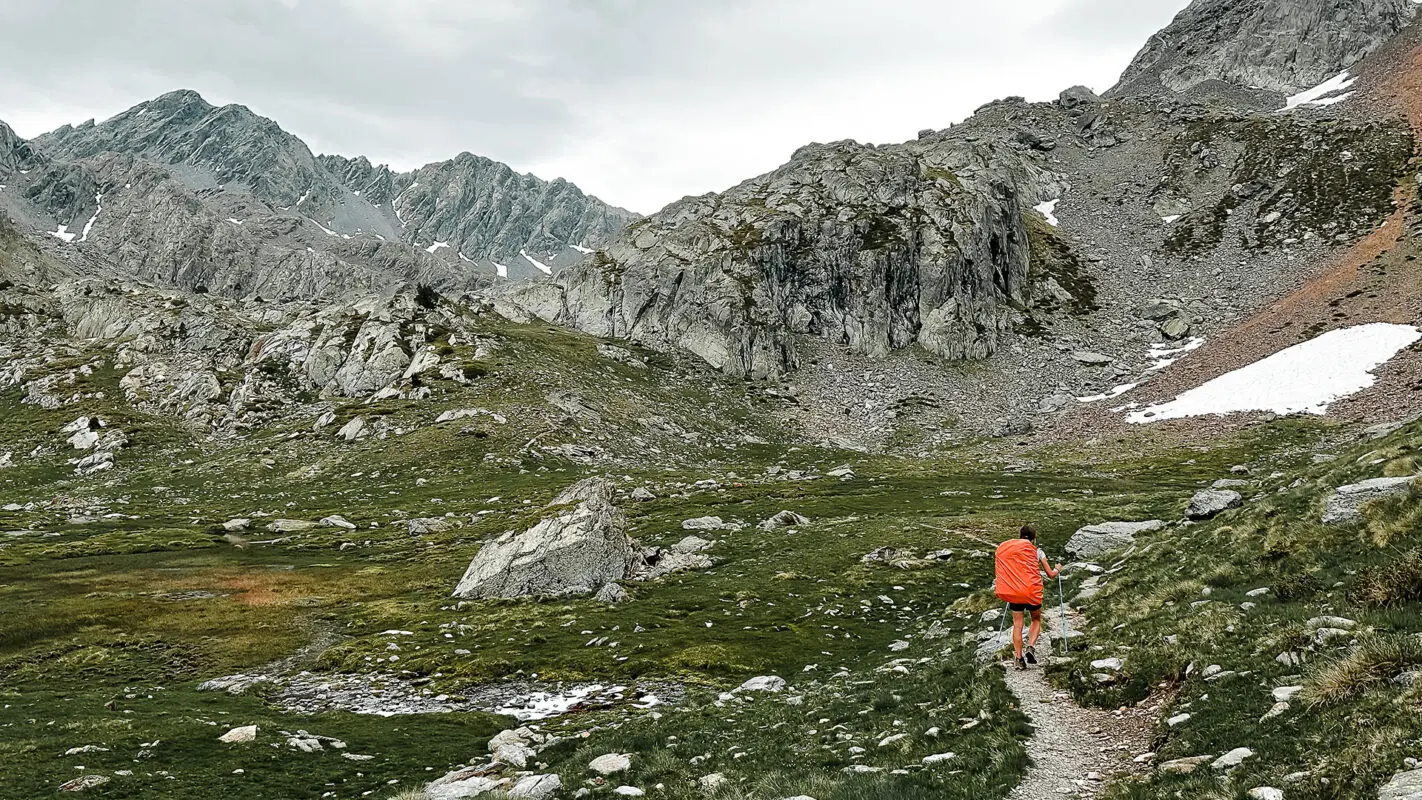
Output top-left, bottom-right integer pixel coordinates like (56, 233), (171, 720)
(1111, 0), (1422, 99)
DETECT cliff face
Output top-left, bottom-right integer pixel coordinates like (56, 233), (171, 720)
(1111, 0), (1421, 97)
(498, 137), (1060, 379)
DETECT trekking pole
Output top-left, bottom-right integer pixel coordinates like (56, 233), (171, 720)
(1057, 573), (1069, 654)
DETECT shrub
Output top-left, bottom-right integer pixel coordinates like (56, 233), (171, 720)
(1302, 633), (1422, 705)
(1352, 549), (1422, 608)
(1274, 571), (1324, 601)
(415, 283), (441, 309)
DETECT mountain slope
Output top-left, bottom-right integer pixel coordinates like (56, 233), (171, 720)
(17, 90), (636, 295)
(1110, 0), (1421, 99)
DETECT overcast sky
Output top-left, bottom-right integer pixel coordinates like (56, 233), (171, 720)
(0, 0), (1190, 213)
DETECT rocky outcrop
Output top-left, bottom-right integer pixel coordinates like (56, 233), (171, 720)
(1066, 520), (1166, 560)
(1186, 489), (1243, 520)
(1111, 0), (1420, 98)
(500, 137), (1060, 378)
(1323, 475), (1418, 525)
(453, 478), (638, 599)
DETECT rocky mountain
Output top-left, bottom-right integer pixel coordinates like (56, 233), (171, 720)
(1110, 0), (1421, 98)
(0, 89), (636, 301)
(9, 2), (1422, 799)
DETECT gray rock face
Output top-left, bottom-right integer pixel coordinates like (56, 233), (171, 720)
(1186, 489), (1243, 519)
(1379, 769), (1422, 800)
(1066, 520), (1166, 559)
(1323, 475), (1418, 525)
(498, 136), (1059, 378)
(1111, 0), (1420, 97)
(453, 478), (636, 599)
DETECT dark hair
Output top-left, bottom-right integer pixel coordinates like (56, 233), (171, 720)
(1020, 525), (1037, 541)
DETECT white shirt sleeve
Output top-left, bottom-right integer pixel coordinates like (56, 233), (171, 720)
(1037, 547), (1047, 564)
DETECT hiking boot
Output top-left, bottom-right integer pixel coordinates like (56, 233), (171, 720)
(1025, 646), (1037, 665)
(1014, 656), (1028, 671)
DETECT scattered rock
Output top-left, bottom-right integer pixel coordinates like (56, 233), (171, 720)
(698, 774), (727, 793)
(1323, 476), (1418, 525)
(1379, 768), (1422, 799)
(408, 517), (454, 536)
(1248, 789), (1284, 800)
(260, 519), (311, 534)
(453, 478), (635, 600)
(1213, 747), (1255, 770)
(589, 754), (632, 775)
(320, 515), (356, 530)
(759, 510), (810, 530)
(682, 516), (741, 531)
(737, 676), (786, 693)
(630, 487), (656, 502)
(336, 416), (365, 442)
(1066, 520), (1165, 559)
(1186, 489), (1242, 520)
(594, 583), (629, 604)
(1072, 351), (1114, 366)
(1160, 755), (1212, 774)
(218, 725), (258, 743)
(510, 775), (562, 800)
(58, 775), (110, 792)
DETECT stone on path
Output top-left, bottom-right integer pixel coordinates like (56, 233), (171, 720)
(1248, 788), (1284, 800)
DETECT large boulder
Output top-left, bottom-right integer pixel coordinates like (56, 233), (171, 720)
(453, 478), (636, 599)
(1323, 476), (1418, 525)
(1066, 520), (1166, 560)
(1380, 768), (1422, 799)
(1186, 489), (1242, 520)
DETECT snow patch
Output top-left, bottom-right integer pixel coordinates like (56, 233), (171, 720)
(1078, 383), (1139, 403)
(1162, 215), (1181, 224)
(227, 218), (245, 226)
(1283, 72), (1356, 111)
(571, 244), (595, 254)
(49, 224), (76, 243)
(1128, 323), (1421, 424)
(520, 249), (552, 275)
(1034, 199), (1060, 227)
(1147, 337), (1205, 372)
(425, 241), (449, 254)
(295, 187), (312, 207)
(494, 262), (509, 278)
(78, 193), (103, 242)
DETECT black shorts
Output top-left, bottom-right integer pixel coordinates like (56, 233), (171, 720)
(1008, 602), (1042, 612)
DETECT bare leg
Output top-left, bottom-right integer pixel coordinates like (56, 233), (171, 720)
(1012, 611), (1025, 659)
(1027, 609), (1042, 649)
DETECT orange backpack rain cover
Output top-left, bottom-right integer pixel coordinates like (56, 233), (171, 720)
(994, 539), (1043, 606)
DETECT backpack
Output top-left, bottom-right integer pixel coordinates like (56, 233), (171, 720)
(994, 538), (1043, 606)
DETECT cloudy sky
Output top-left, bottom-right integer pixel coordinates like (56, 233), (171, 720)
(1, 0), (1190, 213)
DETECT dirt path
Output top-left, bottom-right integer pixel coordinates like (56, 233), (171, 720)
(1001, 609), (1157, 799)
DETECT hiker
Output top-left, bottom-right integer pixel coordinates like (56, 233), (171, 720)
(994, 524), (1061, 670)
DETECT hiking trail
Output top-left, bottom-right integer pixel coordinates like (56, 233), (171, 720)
(1002, 606), (1160, 799)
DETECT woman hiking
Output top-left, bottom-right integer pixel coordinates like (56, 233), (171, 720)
(994, 525), (1061, 670)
